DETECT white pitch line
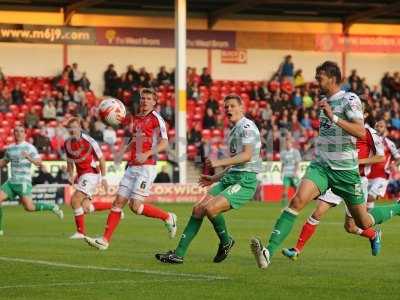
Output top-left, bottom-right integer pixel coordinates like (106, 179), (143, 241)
(0, 256), (228, 280)
(0, 278), (207, 290)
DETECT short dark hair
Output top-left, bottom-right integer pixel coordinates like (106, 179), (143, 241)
(224, 94), (242, 105)
(316, 61), (342, 84)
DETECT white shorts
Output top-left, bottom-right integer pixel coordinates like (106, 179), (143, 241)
(318, 176), (369, 217)
(368, 178), (388, 199)
(75, 173), (101, 198)
(118, 165), (157, 200)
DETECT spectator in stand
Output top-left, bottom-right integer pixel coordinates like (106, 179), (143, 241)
(54, 165), (69, 184)
(381, 72), (392, 98)
(157, 66), (171, 85)
(348, 69), (361, 90)
(258, 81), (270, 100)
(25, 107), (40, 128)
(73, 86), (86, 104)
(154, 166), (171, 183)
(50, 126), (65, 156)
(55, 70), (70, 91)
(268, 74), (280, 94)
(290, 113), (302, 138)
(42, 90), (55, 103)
(188, 67), (200, 86)
(104, 64), (118, 97)
(90, 119), (105, 142)
(1, 86), (11, 103)
(138, 67), (150, 86)
(11, 83), (24, 105)
(292, 87), (302, 108)
(202, 108), (217, 129)
(200, 67), (212, 87)
(169, 68), (175, 85)
(147, 73), (159, 89)
(391, 112), (400, 130)
(187, 82), (199, 101)
(78, 97), (89, 119)
(33, 127), (51, 153)
(371, 85), (381, 101)
(62, 85), (72, 104)
(56, 100), (64, 119)
(281, 76), (293, 95)
(301, 112), (312, 130)
(0, 67), (5, 84)
(350, 81), (363, 95)
(278, 55), (294, 81)
(126, 64), (140, 84)
(294, 69), (304, 87)
(79, 72), (91, 91)
(187, 123), (202, 145)
(160, 99), (174, 125)
(250, 84), (261, 101)
(70, 63), (82, 86)
(66, 101), (78, 116)
(33, 165), (54, 185)
(302, 90), (313, 109)
(310, 110), (320, 130)
(206, 96), (219, 113)
(42, 100), (56, 122)
(261, 102), (273, 124)
(0, 97), (9, 113)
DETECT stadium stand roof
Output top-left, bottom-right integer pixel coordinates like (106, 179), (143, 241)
(0, 0), (400, 29)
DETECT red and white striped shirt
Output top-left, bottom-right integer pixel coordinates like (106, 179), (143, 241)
(368, 137), (400, 179)
(356, 125), (384, 177)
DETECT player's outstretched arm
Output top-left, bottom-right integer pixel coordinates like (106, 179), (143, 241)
(137, 138), (169, 163)
(359, 155), (385, 165)
(206, 144), (253, 169)
(199, 168), (229, 187)
(114, 138), (133, 165)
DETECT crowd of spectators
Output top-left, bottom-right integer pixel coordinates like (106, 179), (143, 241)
(0, 57), (400, 168)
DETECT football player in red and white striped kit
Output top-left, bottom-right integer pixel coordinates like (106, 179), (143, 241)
(64, 117), (112, 239)
(85, 88), (177, 250)
(367, 120), (400, 209)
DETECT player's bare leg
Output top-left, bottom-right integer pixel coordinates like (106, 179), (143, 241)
(0, 191), (7, 235)
(251, 179), (320, 268)
(85, 195), (128, 250)
(20, 196), (63, 219)
(282, 200), (333, 260)
(128, 197), (177, 238)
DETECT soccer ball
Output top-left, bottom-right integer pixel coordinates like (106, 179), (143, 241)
(98, 98), (126, 126)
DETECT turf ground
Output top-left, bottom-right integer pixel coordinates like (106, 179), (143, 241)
(0, 202), (399, 300)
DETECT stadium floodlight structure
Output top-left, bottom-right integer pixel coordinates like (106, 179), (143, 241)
(175, 0), (187, 184)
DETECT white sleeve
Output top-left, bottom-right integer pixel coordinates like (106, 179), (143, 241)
(370, 129), (384, 156)
(29, 144), (40, 160)
(153, 112), (168, 140)
(344, 93), (364, 121)
(387, 138), (400, 160)
(83, 134), (103, 159)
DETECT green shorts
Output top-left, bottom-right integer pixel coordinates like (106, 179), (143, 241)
(304, 161), (363, 206)
(208, 171), (258, 209)
(1, 181), (32, 200)
(283, 176), (299, 188)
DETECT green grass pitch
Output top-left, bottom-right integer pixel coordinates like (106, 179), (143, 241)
(0, 202), (399, 300)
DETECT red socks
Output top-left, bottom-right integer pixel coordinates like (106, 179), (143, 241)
(103, 209), (122, 242)
(360, 227), (376, 240)
(74, 207), (85, 234)
(141, 204), (169, 221)
(295, 216), (319, 252)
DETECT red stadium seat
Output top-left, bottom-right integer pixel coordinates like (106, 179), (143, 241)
(187, 144), (197, 160)
(202, 129), (211, 139)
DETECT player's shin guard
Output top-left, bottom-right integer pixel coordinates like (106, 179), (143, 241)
(175, 216), (203, 257)
(209, 214), (230, 245)
(140, 204), (169, 221)
(267, 208), (298, 256)
(74, 207), (85, 234)
(90, 202), (112, 212)
(295, 216), (319, 252)
(369, 204), (400, 225)
(35, 202), (56, 211)
(103, 207), (122, 242)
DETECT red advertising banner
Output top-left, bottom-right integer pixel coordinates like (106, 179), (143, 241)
(221, 49), (248, 64)
(316, 34), (400, 53)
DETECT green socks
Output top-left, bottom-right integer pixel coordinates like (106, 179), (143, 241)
(267, 209), (298, 256)
(35, 202), (56, 212)
(175, 216), (203, 257)
(209, 214), (230, 245)
(369, 204), (400, 225)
